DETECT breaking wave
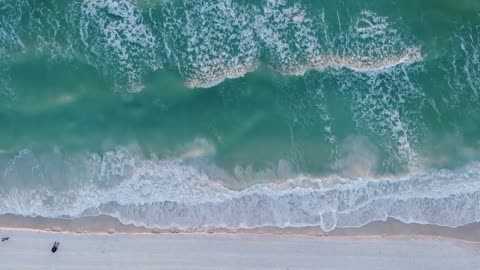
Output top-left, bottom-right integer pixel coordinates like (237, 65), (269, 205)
(1, 148), (480, 232)
(0, 0), (422, 90)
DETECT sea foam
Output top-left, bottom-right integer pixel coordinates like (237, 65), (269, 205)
(71, 0), (423, 89)
(75, 0), (161, 90)
(1, 147), (480, 232)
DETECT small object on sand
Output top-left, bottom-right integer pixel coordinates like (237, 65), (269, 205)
(51, 241), (60, 253)
(1, 237), (9, 242)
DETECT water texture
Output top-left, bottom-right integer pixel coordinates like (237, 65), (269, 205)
(0, 0), (479, 231)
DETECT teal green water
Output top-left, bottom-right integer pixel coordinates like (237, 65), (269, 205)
(0, 0), (480, 230)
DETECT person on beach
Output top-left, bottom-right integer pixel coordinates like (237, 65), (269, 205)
(51, 241), (60, 253)
(1, 237), (9, 242)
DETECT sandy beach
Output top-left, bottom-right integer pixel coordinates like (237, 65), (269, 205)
(1, 215), (480, 269)
(0, 229), (479, 270)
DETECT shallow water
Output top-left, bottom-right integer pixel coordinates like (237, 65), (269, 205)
(0, 0), (479, 231)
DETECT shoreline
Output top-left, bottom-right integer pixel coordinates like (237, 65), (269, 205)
(1, 214), (479, 242)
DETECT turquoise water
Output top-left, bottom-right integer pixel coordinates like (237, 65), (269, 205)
(0, 0), (480, 231)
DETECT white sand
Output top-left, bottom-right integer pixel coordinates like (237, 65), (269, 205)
(0, 230), (479, 270)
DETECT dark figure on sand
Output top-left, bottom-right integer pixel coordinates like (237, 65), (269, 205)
(1, 237), (9, 242)
(51, 241), (60, 253)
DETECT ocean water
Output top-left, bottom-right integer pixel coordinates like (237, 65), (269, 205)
(0, 0), (480, 231)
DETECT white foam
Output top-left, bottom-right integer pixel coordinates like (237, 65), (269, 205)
(165, 0), (260, 88)
(184, 62), (260, 88)
(337, 64), (424, 169)
(77, 0), (161, 90)
(0, 1), (24, 100)
(277, 47), (422, 76)
(2, 148), (480, 232)
(1, 0), (423, 91)
(443, 23), (480, 109)
(160, 1), (422, 88)
(258, 7), (422, 76)
(327, 11), (425, 167)
(256, 0), (321, 69)
(0, 2), (24, 58)
(268, 10), (424, 168)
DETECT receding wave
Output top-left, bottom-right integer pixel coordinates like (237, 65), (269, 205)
(1, 148), (480, 232)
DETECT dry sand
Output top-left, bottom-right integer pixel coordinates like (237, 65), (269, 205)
(0, 229), (479, 270)
(1, 214), (480, 269)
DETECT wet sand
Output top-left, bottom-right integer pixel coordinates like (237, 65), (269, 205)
(1, 214), (480, 242)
